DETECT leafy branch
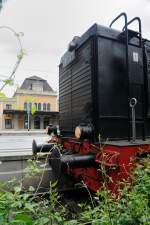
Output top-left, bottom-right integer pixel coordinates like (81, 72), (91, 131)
(0, 26), (25, 92)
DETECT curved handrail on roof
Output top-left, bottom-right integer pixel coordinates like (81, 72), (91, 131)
(122, 17), (142, 47)
(109, 12), (128, 29)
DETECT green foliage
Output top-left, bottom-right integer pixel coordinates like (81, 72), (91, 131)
(78, 159), (150, 225)
(31, 105), (36, 115)
(23, 159), (43, 178)
(17, 49), (25, 61)
(15, 32), (24, 38)
(0, 92), (7, 100)
(0, 157), (150, 224)
(0, 176), (66, 224)
(3, 79), (14, 86)
(0, 26), (25, 92)
(24, 97), (37, 115)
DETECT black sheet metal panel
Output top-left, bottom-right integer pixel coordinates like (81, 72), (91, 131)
(59, 38), (93, 136)
(59, 23), (150, 139)
(98, 38), (128, 118)
(59, 65), (72, 132)
(97, 37), (128, 138)
(144, 40), (150, 116)
(71, 41), (92, 128)
(128, 46), (144, 119)
(97, 34), (146, 138)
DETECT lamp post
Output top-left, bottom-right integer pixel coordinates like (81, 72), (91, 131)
(27, 102), (30, 131)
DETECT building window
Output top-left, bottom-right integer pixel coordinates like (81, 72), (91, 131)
(24, 102), (27, 110)
(43, 117), (49, 129)
(29, 84), (32, 90)
(29, 102), (32, 111)
(32, 82), (43, 92)
(5, 104), (12, 110)
(5, 119), (12, 129)
(47, 103), (50, 111)
(34, 103), (37, 110)
(43, 103), (46, 111)
(34, 116), (40, 129)
(24, 102), (32, 111)
(38, 103), (41, 111)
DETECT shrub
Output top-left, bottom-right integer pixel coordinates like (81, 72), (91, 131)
(0, 157), (149, 224)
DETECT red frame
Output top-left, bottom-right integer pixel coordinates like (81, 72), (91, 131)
(62, 137), (150, 193)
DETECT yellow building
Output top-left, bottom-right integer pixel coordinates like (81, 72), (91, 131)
(0, 76), (58, 130)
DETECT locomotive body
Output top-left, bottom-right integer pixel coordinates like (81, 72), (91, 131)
(59, 13), (150, 140)
(33, 13), (150, 194)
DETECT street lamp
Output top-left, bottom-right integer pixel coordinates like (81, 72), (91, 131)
(27, 102), (30, 131)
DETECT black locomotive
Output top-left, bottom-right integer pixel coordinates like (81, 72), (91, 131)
(33, 13), (150, 193)
(59, 12), (150, 141)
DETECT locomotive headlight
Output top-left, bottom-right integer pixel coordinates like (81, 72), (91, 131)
(75, 125), (94, 140)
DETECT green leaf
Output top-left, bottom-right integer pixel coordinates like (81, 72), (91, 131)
(23, 193), (30, 201)
(50, 181), (58, 189)
(11, 201), (22, 208)
(19, 32), (24, 37)
(0, 92), (7, 100)
(31, 105), (36, 115)
(4, 192), (14, 201)
(15, 32), (20, 37)
(28, 186), (35, 192)
(65, 220), (78, 225)
(14, 213), (33, 225)
(3, 79), (14, 86)
(14, 186), (22, 193)
(35, 217), (50, 225)
(54, 212), (64, 223)
(17, 49), (25, 60)
(15, 32), (24, 37)
(25, 203), (34, 212)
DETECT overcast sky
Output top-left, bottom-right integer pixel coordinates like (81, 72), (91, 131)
(0, 0), (150, 97)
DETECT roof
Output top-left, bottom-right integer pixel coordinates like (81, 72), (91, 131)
(60, 23), (121, 67)
(26, 76), (45, 81)
(20, 76), (54, 92)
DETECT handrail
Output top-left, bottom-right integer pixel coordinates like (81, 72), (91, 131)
(122, 17), (142, 47)
(109, 12), (128, 29)
(109, 13), (144, 140)
(109, 12), (130, 140)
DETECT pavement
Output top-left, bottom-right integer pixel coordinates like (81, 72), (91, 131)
(0, 134), (49, 157)
(0, 129), (46, 136)
(0, 132), (51, 190)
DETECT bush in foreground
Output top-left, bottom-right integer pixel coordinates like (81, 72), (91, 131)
(0, 159), (150, 225)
